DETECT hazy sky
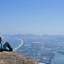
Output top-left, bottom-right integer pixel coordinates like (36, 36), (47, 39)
(0, 0), (64, 35)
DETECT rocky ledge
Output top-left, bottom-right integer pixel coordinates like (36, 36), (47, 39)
(0, 52), (38, 64)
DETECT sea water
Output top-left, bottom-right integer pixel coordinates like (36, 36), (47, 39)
(51, 52), (64, 64)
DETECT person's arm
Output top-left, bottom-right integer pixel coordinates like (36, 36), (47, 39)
(3, 42), (13, 51)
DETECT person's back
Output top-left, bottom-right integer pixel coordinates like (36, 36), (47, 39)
(0, 37), (13, 52)
(0, 37), (3, 52)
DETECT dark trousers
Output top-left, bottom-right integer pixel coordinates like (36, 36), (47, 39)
(0, 42), (13, 52)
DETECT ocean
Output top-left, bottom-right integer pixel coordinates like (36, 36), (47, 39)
(51, 52), (64, 64)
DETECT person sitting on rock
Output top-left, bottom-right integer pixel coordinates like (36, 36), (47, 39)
(0, 37), (13, 52)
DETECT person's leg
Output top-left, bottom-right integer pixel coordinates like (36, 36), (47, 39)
(3, 42), (13, 51)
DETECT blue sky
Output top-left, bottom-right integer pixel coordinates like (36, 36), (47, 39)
(0, 0), (64, 35)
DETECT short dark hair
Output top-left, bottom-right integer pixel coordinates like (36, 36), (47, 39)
(0, 37), (2, 43)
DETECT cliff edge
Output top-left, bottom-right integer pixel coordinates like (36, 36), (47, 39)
(0, 52), (38, 64)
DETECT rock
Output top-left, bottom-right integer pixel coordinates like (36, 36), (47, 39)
(0, 52), (38, 64)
